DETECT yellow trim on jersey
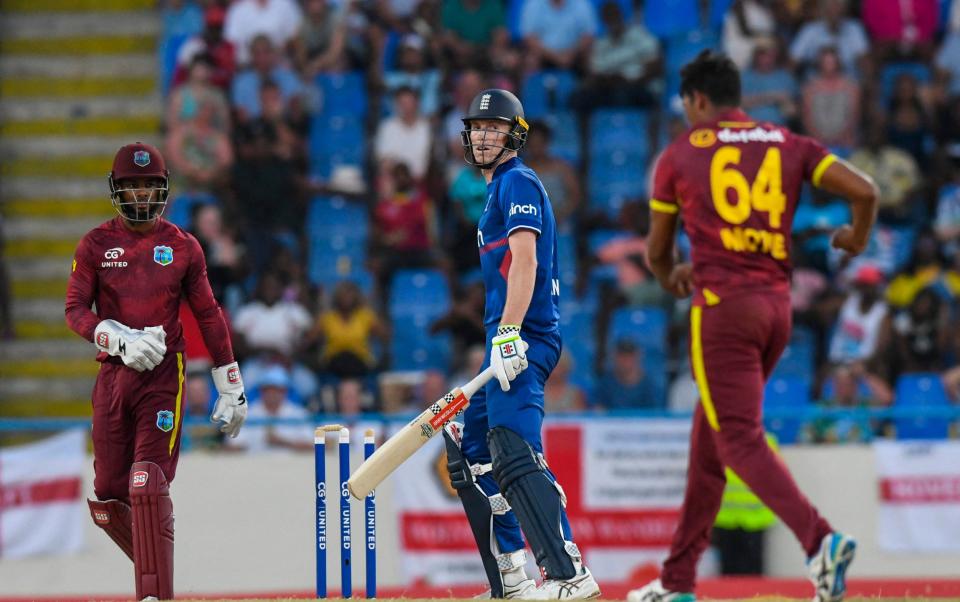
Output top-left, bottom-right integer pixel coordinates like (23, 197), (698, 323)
(650, 199), (679, 214)
(691, 307), (720, 431)
(811, 154), (838, 188)
(703, 288), (721, 306)
(717, 121), (756, 128)
(169, 352), (184, 455)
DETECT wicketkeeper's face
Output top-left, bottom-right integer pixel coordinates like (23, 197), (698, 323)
(467, 119), (510, 164)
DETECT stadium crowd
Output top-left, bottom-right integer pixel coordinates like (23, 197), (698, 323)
(150, 0), (960, 448)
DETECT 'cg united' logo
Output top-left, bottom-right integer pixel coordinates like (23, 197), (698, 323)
(153, 245), (173, 266)
(133, 150), (151, 167)
(156, 410), (175, 433)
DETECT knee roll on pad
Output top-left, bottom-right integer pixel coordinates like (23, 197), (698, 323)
(488, 427), (577, 580)
(444, 425), (506, 598)
(88, 499), (134, 562)
(129, 461), (174, 601)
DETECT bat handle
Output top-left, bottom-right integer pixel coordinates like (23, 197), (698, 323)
(461, 366), (496, 399)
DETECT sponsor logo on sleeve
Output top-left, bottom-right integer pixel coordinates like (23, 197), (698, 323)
(131, 471), (148, 488)
(508, 203), (538, 217)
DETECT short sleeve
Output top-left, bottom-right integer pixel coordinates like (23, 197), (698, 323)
(649, 147), (680, 214)
(794, 134), (837, 188)
(500, 172), (544, 236)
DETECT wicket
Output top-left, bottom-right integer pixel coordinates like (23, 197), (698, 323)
(315, 425), (377, 599)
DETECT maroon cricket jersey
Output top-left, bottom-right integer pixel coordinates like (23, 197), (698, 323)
(65, 217), (234, 367)
(651, 109), (836, 300)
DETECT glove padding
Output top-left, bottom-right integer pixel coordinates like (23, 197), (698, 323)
(211, 362), (247, 438)
(94, 320), (166, 372)
(491, 325), (529, 392)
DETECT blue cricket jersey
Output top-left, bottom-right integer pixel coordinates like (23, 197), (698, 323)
(476, 157), (561, 336)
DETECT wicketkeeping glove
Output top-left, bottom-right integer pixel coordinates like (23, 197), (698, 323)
(490, 324), (529, 392)
(211, 362), (247, 438)
(94, 320), (166, 372)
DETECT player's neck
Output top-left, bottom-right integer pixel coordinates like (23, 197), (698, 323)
(696, 105), (742, 125)
(480, 152), (517, 183)
(120, 217), (159, 234)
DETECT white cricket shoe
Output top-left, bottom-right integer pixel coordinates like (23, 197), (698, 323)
(626, 579), (696, 602)
(808, 532), (857, 602)
(527, 566), (601, 600)
(474, 565), (538, 599)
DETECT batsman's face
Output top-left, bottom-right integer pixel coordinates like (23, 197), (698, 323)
(468, 119), (510, 164)
(117, 177), (164, 208)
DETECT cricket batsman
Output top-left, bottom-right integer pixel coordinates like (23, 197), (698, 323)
(442, 89), (600, 600)
(630, 51), (879, 602)
(65, 142), (247, 601)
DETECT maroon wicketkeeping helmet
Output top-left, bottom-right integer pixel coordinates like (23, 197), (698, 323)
(108, 142), (170, 222)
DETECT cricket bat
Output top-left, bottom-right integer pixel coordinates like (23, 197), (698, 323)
(347, 365), (496, 499)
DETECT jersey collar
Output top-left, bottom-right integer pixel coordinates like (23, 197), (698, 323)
(703, 108), (754, 128)
(492, 156), (521, 181)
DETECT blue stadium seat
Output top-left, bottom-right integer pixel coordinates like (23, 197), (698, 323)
(894, 373), (951, 440)
(559, 303), (597, 390)
(663, 30), (719, 102)
(506, 0), (526, 41)
(389, 269), (452, 371)
(589, 152), (647, 215)
(309, 114), (365, 178)
(315, 72), (367, 118)
(764, 376), (812, 444)
(644, 0), (703, 39)
(542, 111), (581, 165)
(165, 193), (216, 229)
(307, 197), (369, 286)
(307, 196), (368, 236)
(521, 70), (577, 118)
(608, 307), (667, 355)
(880, 62), (932, 104)
(772, 330), (815, 382)
(589, 109), (650, 158)
(158, 33), (190, 97)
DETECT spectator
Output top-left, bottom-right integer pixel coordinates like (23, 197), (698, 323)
(446, 161), (488, 273)
(166, 98), (234, 196)
(592, 339), (658, 409)
(371, 161), (438, 298)
(545, 351), (588, 412)
(173, 5), (237, 90)
(740, 37), (797, 126)
(520, 0), (597, 72)
(232, 81), (306, 268)
(374, 87), (432, 180)
(934, 148), (960, 249)
(828, 265), (888, 365)
(190, 204), (244, 303)
(522, 120), (582, 228)
(168, 54), (231, 132)
(292, 0), (347, 76)
(233, 272), (313, 359)
(849, 119), (921, 221)
(594, 202), (669, 307)
(226, 366), (314, 452)
(789, 0), (869, 76)
(231, 35), (304, 122)
(309, 281), (387, 379)
(383, 34), (441, 116)
(801, 47), (860, 150)
(888, 287), (950, 374)
(887, 73), (931, 165)
(812, 363), (892, 443)
(569, 1), (661, 112)
(722, 0), (777, 70)
(439, 0), (514, 70)
(224, 0), (303, 65)
(443, 69), (486, 167)
(183, 365), (221, 450)
(885, 230), (945, 308)
(792, 189), (852, 272)
(335, 378), (368, 415)
(430, 281), (486, 366)
(862, 0), (938, 60)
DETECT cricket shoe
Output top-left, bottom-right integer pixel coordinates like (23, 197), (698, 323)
(527, 566), (601, 600)
(808, 532), (857, 602)
(474, 566), (538, 599)
(626, 579), (696, 602)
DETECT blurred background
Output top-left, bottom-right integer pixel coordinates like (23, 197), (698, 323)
(2, 0), (960, 598)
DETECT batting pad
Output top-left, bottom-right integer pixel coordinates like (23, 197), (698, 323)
(130, 461), (174, 601)
(88, 498), (134, 561)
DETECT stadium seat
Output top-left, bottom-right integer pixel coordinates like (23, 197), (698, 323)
(388, 269), (452, 371)
(764, 376), (812, 444)
(307, 197), (369, 286)
(645, 0), (704, 39)
(589, 109), (650, 159)
(772, 330), (815, 382)
(165, 193), (217, 229)
(389, 269), (450, 314)
(894, 373), (951, 440)
(608, 306), (667, 355)
(521, 70), (577, 118)
(309, 114), (365, 178)
(663, 30), (719, 102)
(315, 72), (367, 118)
(559, 303), (598, 390)
(542, 111), (581, 165)
(880, 62), (932, 104)
(158, 33), (190, 97)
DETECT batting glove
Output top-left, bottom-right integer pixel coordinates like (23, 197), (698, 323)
(94, 320), (166, 372)
(211, 362), (247, 438)
(491, 325), (529, 392)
